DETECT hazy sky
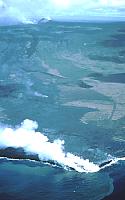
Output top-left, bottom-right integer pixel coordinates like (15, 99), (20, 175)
(0, 0), (125, 22)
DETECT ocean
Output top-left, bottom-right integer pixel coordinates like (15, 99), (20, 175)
(0, 21), (125, 200)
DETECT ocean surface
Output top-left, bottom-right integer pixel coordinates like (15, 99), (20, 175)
(0, 21), (125, 200)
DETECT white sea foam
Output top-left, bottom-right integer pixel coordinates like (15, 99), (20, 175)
(0, 119), (100, 173)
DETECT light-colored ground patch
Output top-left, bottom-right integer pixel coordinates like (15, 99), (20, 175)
(83, 78), (125, 104)
(60, 52), (125, 75)
(63, 100), (114, 123)
(61, 78), (125, 123)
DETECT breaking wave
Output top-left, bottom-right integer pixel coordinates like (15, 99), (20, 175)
(0, 119), (124, 173)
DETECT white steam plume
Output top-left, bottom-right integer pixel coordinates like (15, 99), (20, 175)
(0, 119), (100, 173)
(0, 0), (125, 25)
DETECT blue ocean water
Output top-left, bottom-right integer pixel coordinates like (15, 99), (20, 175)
(0, 21), (125, 200)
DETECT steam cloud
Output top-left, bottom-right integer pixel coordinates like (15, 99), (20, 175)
(0, 119), (125, 172)
(0, 119), (100, 173)
(0, 0), (125, 25)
